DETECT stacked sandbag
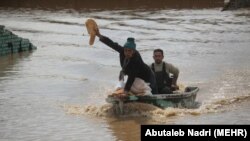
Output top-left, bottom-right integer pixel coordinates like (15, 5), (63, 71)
(0, 25), (37, 56)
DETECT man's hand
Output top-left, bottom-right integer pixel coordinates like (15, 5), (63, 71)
(114, 88), (124, 94)
(171, 84), (179, 91)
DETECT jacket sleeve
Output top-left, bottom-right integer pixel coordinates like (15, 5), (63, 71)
(165, 62), (179, 85)
(124, 53), (142, 92)
(99, 35), (123, 53)
(124, 74), (136, 92)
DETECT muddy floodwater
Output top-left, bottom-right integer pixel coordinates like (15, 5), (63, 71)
(0, 5), (250, 141)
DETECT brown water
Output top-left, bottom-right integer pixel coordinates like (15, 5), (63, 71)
(0, 7), (250, 141)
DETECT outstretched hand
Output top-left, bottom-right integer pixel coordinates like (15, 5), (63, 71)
(109, 88), (129, 98)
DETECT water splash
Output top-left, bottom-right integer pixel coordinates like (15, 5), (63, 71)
(199, 94), (250, 113)
(63, 94), (250, 123)
(62, 68), (250, 123)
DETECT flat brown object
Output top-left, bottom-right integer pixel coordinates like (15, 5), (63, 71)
(85, 19), (98, 45)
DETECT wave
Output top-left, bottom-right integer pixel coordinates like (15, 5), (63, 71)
(38, 19), (83, 26)
(12, 28), (80, 36)
(62, 94), (250, 123)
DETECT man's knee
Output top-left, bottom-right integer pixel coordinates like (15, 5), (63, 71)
(159, 87), (172, 94)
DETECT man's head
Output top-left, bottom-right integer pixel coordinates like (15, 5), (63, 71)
(124, 37), (136, 59)
(153, 49), (164, 64)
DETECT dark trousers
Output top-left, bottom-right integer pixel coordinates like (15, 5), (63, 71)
(158, 86), (172, 94)
(149, 70), (158, 94)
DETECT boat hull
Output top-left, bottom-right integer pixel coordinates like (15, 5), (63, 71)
(135, 86), (199, 109)
(106, 86), (199, 114)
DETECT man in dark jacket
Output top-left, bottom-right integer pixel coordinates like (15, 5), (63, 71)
(95, 30), (158, 95)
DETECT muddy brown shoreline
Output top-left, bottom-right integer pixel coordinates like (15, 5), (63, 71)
(0, 0), (224, 10)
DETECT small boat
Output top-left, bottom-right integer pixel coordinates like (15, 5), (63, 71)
(106, 86), (199, 114)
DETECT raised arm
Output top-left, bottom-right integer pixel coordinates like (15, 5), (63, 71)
(96, 29), (123, 53)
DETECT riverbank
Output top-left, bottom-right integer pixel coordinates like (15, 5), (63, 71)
(0, 0), (224, 10)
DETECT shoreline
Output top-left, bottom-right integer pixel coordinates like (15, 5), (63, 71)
(0, 0), (224, 10)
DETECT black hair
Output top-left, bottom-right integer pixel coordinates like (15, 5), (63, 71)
(153, 49), (164, 56)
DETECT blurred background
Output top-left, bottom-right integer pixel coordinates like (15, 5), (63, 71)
(1, 0), (250, 141)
